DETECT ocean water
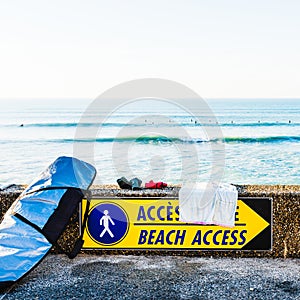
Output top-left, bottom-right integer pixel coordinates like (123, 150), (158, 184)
(0, 98), (299, 185)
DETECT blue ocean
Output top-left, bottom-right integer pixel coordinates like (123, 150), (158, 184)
(0, 98), (299, 185)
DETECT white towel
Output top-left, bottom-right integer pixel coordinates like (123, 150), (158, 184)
(179, 183), (238, 228)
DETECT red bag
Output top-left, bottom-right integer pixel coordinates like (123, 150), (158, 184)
(145, 180), (167, 189)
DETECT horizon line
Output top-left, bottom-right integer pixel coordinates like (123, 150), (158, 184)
(0, 97), (300, 100)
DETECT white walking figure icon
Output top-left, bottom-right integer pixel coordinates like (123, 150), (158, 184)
(100, 210), (115, 238)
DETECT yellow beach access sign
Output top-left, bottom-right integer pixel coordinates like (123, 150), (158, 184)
(80, 197), (272, 250)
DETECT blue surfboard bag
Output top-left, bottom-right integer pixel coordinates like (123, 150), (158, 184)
(0, 156), (96, 292)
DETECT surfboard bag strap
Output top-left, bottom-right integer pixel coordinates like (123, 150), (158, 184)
(53, 191), (92, 259)
(0, 156), (96, 292)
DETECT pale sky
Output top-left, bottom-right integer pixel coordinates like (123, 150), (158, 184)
(0, 0), (300, 98)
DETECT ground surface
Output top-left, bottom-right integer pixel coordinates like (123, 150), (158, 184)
(1, 255), (299, 300)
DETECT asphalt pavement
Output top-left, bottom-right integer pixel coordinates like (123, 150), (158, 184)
(1, 255), (299, 300)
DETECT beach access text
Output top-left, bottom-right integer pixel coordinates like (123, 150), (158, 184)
(80, 197), (272, 251)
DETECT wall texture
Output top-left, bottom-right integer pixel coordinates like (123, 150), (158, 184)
(1, 185), (299, 258)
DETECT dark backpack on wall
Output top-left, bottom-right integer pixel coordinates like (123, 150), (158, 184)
(0, 156), (96, 292)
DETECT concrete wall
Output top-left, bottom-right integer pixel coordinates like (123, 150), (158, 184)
(1, 185), (299, 258)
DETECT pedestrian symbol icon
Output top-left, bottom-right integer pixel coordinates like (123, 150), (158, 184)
(87, 203), (129, 245)
(100, 210), (115, 238)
